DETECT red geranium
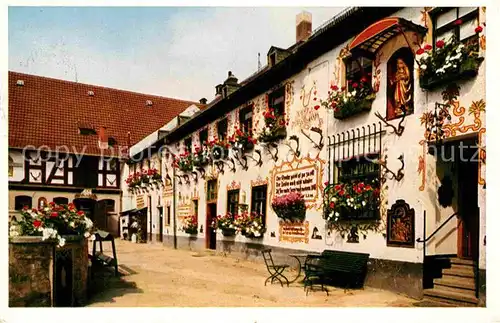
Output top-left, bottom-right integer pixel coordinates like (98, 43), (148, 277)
(416, 48), (425, 55)
(314, 105), (320, 110)
(436, 40), (445, 48)
(475, 26), (483, 33)
(51, 212), (58, 218)
(454, 19), (463, 25)
(424, 44), (432, 51)
(33, 220), (42, 228)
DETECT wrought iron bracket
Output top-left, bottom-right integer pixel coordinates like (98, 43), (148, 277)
(215, 161), (225, 174)
(196, 167), (206, 179)
(182, 174), (191, 185)
(235, 153), (249, 171)
(244, 149), (263, 167)
(374, 111), (406, 136)
(302, 127), (324, 150)
(266, 143), (279, 162)
(174, 174), (183, 185)
(191, 171), (198, 183)
(380, 154), (405, 183)
(284, 135), (300, 157)
(226, 158), (237, 172)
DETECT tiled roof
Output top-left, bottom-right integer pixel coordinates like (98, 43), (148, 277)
(8, 71), (204, 157)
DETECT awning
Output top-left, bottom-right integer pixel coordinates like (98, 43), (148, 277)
(348, 17), (427, 57)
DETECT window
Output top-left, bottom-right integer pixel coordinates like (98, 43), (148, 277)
(53, 197), (69, 205)
(15, 195), (32, 210)
(199, 128), (208, 147)
(217, 118), (228, 141)
(73, 156), (98, 188)
(79, 127), (97, 135)
(251, 185), (267, 225)
(345, 56), (373, 92)
(184, 137), (192, 153)
(239, 106), (253, 135)
(207, 180), (217, 202)
(227, 190), (240, 216)
(193, 200), (199, 220)
(8, 156), (14, 177)
(167, 206), (171, 226)
(433, 7), (479, 47)
(108, 137), (117, 147)
(268, 87), (285, 117)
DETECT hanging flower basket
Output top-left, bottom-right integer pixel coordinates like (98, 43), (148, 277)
(258, 107), (287, 143)
(211, 213), (238, 237)
(417, 34), (484, 91)
(229, 126), (257, 152)
(174, 152), (194, 173)
(182, 215), (198, 235)
(235, 212), (265, 238)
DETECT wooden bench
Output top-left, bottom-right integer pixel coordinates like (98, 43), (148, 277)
(304, 250), (370, 294)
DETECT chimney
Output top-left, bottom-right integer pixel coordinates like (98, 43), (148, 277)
(215, 84), (223, 96)
(199, 98), (208, 104)
(98, 126), (109, 149)
(296, 11), (312, 43)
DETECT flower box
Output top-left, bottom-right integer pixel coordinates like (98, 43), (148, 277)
(272, 191), (306, 222)
(221, 228), (237, 237)
(259, 126), (287, 144)
(333, 97), (374, 120)
(420, 57), (484, 90)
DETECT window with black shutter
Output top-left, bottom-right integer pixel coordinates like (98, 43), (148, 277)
(251, 185), (267, 224)
(227, 190), (239, 216)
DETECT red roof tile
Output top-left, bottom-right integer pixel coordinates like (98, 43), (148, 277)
(9, 71), (204, 157)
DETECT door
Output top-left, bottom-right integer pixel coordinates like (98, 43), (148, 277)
(148, 196), (153, 242)
(457, 141), (479, 260)
(206, 203), (217, 250)
(158, 206), (163, 242)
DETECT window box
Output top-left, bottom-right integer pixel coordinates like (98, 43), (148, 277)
(333, 97), (374, 120)
(258, 125), (287, 143)
(419, 55), (483, 90)
(221, 228), (237, 237)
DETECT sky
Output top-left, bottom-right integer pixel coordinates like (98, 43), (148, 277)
(8, 6), (345, 102)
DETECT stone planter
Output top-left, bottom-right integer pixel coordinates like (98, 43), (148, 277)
(419, 57), (484, 91)
(334, 98), (374, 120)
(9, 235), (88, 307)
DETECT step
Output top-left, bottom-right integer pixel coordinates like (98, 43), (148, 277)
(434, 276), (475, 291)
(442, 267), (474, 278)
(450, 263), (475, 272)
(414, 299), (457, 307)
(450, 258), (474, 266)
(432, 284), (476, 297)
(424, 288), (479, 306)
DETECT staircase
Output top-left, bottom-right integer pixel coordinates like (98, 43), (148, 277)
(420, 257), (479, 307)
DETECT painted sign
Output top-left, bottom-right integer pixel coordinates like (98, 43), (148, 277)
(270, 155), (325, 210)
(279, 221), (309, 243)
(136, 195), (145, 209)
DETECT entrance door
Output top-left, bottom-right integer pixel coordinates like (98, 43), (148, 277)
(206, 203), (217, 250)
(158, 206), (163, 242)
(457, 140), (479, 260)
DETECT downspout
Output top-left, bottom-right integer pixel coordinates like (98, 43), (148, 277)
(172, 160), (178, 249)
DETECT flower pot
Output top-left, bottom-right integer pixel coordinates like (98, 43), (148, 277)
(221, 228), (237, 237)
(243, 141), (255, 151)
(334, 98), (373, 120)
(419, 57), (484, 91)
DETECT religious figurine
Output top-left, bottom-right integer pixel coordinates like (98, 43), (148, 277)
(390, 58), (412, 116)
(391, 218), (408, 242)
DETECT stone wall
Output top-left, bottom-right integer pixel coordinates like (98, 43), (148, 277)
(9, 236), (89, 307)
(9, 237), (54, 307)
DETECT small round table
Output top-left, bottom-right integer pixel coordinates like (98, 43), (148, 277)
(288, 252), (320, 283)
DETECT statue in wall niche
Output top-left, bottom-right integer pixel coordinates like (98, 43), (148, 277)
(438, 175), (454, 208)
(387, 48), (414, 120)
(311, 227), (322, 240)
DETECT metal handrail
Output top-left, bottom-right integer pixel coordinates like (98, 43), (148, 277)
(416, 211), (459, 243)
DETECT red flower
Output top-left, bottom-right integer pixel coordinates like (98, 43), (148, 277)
(314, 105), (320, 110)
(313, 97), (317, 101)
(454, 19), (463, 25)
(49, 202), (55, 207)
(51, 212), (58, 218)
(341, 86), (346, 91)
(360, 76), (368, 83)
(436, 40), (445, 48)
(416, 48), (425, 55)
(329, 201), (335, 209)
(338, 190), (345, 196)
(332, 85), (339, 91)
(77, 211), (85, 216)
(424, 44), (432, 51)
(352, 82), (359, 89)
(324, 181), (329, 186)
(475, 26), (483, 33)
(22, 206), (28, 211)
(33, 220), (42, 228)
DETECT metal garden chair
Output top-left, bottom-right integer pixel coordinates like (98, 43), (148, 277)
(261, 249), (290, 287)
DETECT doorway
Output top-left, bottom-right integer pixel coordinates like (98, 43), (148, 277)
(158, 206), (163, 242)
(456, 139), (479, 260)
(206, 203), (217, 250)
(148, 196), (153, 242)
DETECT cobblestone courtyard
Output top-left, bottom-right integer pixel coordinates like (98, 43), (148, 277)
(87, 240), (416, 307)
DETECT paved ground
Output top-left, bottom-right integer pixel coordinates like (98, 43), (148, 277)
(87, 239), (416, 307)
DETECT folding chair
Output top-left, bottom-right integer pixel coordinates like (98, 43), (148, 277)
(303, 255), (328, 296)
(261, 249), (290, 287)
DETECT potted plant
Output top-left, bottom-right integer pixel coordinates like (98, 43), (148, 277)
(192, 146), (210, 167)
(323, 180), (380, 224)
(207, 138), (230, 160)
(417, 32), (484, 90)
(182, 215), (198, 235)
(321, 77), (376, 120)
(271, 191), (306, 222)
(211, 213), (238, 236)
(257, 107), (287, 143)
(126, 172), (141, 190)
(235, 211), (265, 238)
(174, 151), (194, 173)
(9, 202), (94, 247)
(229, 126), (257, 152)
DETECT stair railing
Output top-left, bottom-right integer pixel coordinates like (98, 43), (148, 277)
(416, 211), (459, 258)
